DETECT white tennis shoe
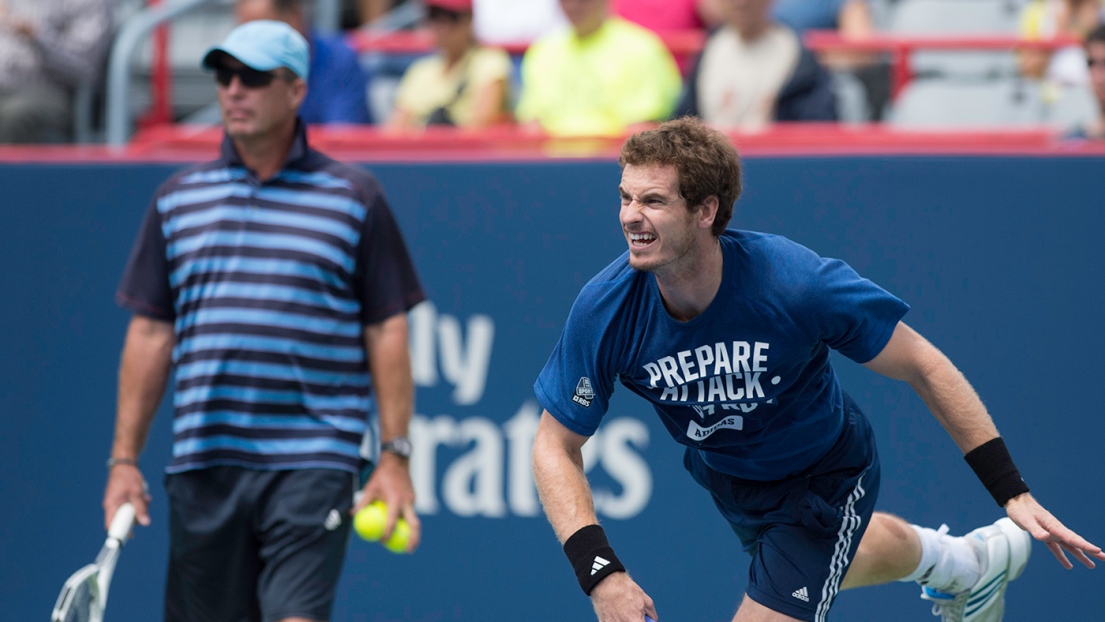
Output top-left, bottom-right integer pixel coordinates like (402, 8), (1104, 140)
(920, 518), (1032, 622)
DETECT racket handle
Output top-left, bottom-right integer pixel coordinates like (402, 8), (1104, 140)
(645, 617), (656, 622)
(108, 502), (136, 541)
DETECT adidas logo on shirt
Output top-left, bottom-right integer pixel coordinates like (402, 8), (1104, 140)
(792, 587), (809, 602)
(591, 556), (611, 576)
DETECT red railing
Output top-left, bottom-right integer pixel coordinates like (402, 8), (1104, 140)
(3, 124), (1099, 163)
(348, 28), (708, 61)
(123, 27), (1091, 150)
(140, 0), (174, 128)
(803, 32), (1083, 99)
(350, 29), (1084, 100)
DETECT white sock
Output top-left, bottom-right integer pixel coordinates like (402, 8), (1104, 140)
(898, 524), (981, 593)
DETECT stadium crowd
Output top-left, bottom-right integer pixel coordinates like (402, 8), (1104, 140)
(0, 0), (1103, 143)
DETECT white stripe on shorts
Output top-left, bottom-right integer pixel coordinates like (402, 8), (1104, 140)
(814, 473), (866, 622)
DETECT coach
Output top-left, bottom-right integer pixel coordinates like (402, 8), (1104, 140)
(101, 20), (425, 622)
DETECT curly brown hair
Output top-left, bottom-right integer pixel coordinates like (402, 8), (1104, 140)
(618, 117), (743, 237)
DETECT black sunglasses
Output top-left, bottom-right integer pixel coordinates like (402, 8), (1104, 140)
(426, 6), (468, 24)
(1089, 58), (1105, 68)
(215, 65), (279, 88)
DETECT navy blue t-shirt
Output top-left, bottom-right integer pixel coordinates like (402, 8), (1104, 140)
(535, 230), (908, 480)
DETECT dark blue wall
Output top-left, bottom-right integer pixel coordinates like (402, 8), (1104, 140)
(2, 156), (1103, 621)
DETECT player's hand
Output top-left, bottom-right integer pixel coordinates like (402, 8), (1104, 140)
(353, 452), (420, 552)
(1005, 492), (1105, 570)
(103, 464), (150, 532)
(590, 571), (658, 622)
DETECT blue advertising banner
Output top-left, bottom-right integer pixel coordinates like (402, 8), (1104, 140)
(1, 156), (1103, 621)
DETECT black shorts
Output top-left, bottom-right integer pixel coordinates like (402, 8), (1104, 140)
(164, 467), (355, 622)
(683, 395), (881, 622)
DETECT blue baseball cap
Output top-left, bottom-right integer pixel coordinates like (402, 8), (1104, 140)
(202, 20), (309, 81)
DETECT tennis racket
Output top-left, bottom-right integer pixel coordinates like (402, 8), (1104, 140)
(50, 503), (136, 622)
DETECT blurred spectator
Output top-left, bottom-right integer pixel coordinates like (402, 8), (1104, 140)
(356, 0), (407, 26)
(769, 0), (889, 121)
(1018, 0), (1103, 86)
(516, 0), (682, 136)
(238, 0), (372, 124)
(474, 0), (567, 45)
(0, 0), (111, 144)
(1070, 24), (1105, 138)
(387, 0), (512, 129)
(612, 0), (710, 34)
(770, 0), (866, 34)
(678, 0), (838, 130)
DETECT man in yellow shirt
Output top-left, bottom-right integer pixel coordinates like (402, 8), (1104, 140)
(516, 0), (682, 136)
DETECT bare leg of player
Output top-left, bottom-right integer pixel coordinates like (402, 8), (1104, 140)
(729, 595), (803, 621)
(841, 512), (921, 588)
(720, 513), (919, 621)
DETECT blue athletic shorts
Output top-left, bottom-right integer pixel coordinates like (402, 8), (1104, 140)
(683, 394), (880, 622)
(164, 467), (355, 622)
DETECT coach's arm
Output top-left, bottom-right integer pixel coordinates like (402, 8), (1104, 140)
(355, 312), (421, 552)
(863, 321), (1105, 570)
(532, 410), (659, 622)
(103, 314), (174, 532)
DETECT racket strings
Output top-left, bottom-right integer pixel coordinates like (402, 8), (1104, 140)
(55, 572), (101, 622)
(59, 578), (96, 622)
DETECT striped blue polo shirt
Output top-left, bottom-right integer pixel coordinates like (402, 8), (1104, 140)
(117, 122), (425, 474)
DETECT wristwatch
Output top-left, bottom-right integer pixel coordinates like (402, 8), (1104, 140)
(380, 436), (412, 459)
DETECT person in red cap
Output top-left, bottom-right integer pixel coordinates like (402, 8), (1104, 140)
(387, 0), (513, 130)
(428, 0), (471, 11)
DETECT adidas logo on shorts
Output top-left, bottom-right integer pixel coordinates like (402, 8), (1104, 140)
(792, 586), (810, 602)
(324, 508), (342, 531)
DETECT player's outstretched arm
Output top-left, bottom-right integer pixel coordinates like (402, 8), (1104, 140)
(863, 321), (1105, 569)
(103, 315), (174, 531)
(862, 321), (998, 453)
(532, 411), (659, 622)
(1004, 493), (1105, 570)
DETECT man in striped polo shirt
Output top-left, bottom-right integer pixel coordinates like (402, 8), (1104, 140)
(102, 20), (425, 622)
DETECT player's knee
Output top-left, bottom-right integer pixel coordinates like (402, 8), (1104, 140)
(869, 512), (913, 543)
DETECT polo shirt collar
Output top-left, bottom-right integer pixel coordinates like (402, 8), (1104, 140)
(219, 118), (311, 171)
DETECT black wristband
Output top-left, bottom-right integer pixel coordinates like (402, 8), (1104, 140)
(964, 437), (1030, 507)
(562, 524), (626, 595)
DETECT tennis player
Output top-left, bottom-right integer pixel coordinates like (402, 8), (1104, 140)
(102, 20), (424, 622)
(531, 117), (1104, 622)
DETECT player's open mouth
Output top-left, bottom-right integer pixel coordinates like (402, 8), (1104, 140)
(628, 232), (656, 248)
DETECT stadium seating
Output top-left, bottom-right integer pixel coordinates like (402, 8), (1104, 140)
(128, 0), (237, 121)
(1040, 84), (1100, 129)
(889, 77), (1044, 128)
(887, 0), (1025, 78)
(90, 0), (1098, 140)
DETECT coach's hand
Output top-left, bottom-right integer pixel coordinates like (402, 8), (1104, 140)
(103, 463), (150, 532)
(590, 571), (658, 622)
(353, 452), (420, 552)
(1005, 492), (1105, 570)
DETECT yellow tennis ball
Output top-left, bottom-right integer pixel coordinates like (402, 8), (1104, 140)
(353, 501), (388, 542)
(383, 518), (411, 554)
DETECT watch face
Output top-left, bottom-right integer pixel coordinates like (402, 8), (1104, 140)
(382, 437), (412, 457)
